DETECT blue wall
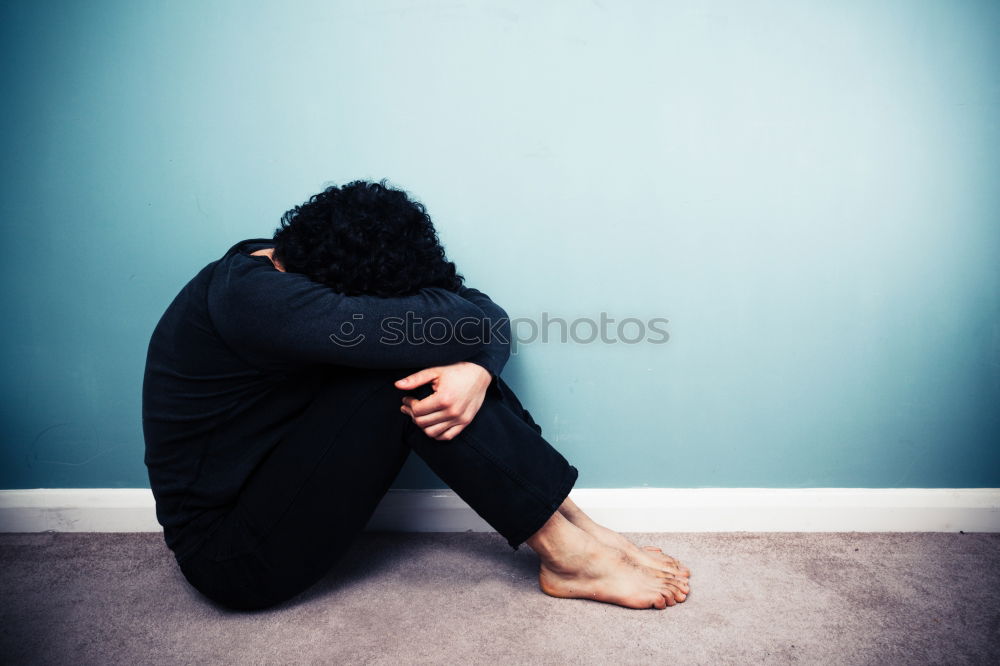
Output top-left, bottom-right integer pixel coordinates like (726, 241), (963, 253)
(1, 0), (997, 489)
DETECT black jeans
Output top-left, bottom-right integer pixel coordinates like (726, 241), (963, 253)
(176, 366), (579, 611)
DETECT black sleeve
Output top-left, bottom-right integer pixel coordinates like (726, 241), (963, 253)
(456, 285), (512, 378)
(208, 261), (490, 370)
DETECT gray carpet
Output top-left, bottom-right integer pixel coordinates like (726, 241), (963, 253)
(1, 532), (998, 665)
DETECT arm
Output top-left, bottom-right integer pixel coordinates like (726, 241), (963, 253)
(455, 284), (512, 379)
(394, 283), (512, 441)
(208, 262), (490, 370)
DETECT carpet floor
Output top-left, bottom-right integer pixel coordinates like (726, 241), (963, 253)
(1, 531), (998, 665)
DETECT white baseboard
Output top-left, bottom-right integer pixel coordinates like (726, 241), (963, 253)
(0, 488), (997, 534)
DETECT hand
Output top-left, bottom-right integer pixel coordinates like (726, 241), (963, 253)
(395, 361), (493, 441)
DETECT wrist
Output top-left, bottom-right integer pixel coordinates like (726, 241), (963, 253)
(460, 360), (494, 387)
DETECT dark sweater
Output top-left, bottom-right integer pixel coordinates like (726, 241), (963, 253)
(142, 238), (511, 562)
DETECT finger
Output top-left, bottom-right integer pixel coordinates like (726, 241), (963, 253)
(395, 368), (439, 390)
(436, 424), (465, 441)
(403, 396), (446, 418)
(408, 393), (450, 417)
(423, 420), (456, 439)
(412, 410), (452, 428)
(401, 396), (426, 411)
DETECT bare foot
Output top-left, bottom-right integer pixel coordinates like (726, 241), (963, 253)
(580, 520), (690, 577)
(558, 499), (691, 578)
(538, 530), (689, 609)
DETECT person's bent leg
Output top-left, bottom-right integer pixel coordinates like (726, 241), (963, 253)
(178, 366), (417, 610)
(178, 367), (689, 611)
(405, 377), (690, 609)
(404, 376), (579, 551)
(179, 367), (578, 610)
(482, 377), (690, 579)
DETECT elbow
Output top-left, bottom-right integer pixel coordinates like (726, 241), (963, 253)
(485, 315), (511, 353)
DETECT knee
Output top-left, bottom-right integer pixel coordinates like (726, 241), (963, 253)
(477, 377), (543, 435)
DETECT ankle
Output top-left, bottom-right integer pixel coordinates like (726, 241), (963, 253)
(535, 529), (603, 575)
(556, 497), (598, 527)
(526, 510), (594, 567)
(540, 533), (601, 575)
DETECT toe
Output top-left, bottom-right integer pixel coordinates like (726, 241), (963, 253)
(659, 564), (687, 579)
(642, 546), (663, 553)
(662, 582), (687, 602)
(663, 574), (689, 593)
(658, 554), (682, 568)
(669, 560), (692, 577)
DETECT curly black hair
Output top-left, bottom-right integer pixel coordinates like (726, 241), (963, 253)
(272, 180), (464, 297)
